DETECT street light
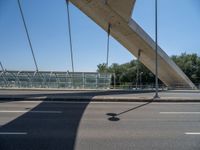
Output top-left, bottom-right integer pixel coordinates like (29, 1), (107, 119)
(140, 72), (143, 89)
(113, 73), (116, 89)
(136, 49), (141, 90)
(154, 0), (159, 98)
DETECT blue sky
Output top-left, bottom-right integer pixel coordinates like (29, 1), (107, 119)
(0, 0), (199, 71)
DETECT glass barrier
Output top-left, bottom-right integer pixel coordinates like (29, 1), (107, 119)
(0, 71), (112, 89)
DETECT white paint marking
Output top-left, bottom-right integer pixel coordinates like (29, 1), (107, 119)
(16, 101), (150, 104)
(14, 101), (200, 104)
(0, 132), (27, 135)
(160, 112), (200, 114)
(2, 101), (200, 105)
(0, 110), (62, 113)
(185, 132), (200, 135)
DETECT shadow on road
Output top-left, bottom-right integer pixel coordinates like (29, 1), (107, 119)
(106, 100), (153, 121)
(0, 100), (90, 150)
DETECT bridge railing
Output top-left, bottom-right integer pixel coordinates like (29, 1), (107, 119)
(0, 71), (112, 89)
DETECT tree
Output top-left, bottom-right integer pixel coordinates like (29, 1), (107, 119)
(97, 63), (108, 73)
(171, 53), (200, 84)
(97, 53), (200, 87)
(97, 60), (155, 86)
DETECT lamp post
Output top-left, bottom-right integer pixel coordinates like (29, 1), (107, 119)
(136, 49), (141, 90)
(154, 0), (159, 98)
(140, 72), (143, 89)
(113, 73), (116, 89)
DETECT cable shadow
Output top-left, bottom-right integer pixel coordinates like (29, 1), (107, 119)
(106, 100), (153, 121)
(0, 100), (90, 150)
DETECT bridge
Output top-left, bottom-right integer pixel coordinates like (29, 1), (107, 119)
(0, 2), (199, 150)
(0, 0), (196, 90)
(69, 0), (195, 89)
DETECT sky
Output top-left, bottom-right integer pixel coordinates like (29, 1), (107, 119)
(0, 0), (199, 72)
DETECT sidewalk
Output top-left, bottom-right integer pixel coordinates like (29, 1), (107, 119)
(0, 89), (200, 102)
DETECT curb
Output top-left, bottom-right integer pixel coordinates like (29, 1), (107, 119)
(0, 96), (200, 102)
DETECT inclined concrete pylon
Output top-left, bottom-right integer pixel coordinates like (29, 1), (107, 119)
(69, 0), (196, 89)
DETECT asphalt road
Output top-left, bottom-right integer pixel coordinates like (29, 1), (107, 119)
(0, 101), (199, 150)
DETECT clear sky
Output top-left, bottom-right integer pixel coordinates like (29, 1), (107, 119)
(0, 0), (199, 72)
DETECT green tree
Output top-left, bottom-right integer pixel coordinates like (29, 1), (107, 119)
(97, 52), (200, 88)
(97, 63), (108, 73)
(171, 53), (200, 83)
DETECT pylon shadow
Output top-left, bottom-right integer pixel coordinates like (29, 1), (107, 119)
(0, 100), (90, 150)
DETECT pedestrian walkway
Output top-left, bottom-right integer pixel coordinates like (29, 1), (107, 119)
(0, 89), (200, 102)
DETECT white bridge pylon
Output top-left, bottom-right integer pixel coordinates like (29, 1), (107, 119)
(70, 0), (195, 89)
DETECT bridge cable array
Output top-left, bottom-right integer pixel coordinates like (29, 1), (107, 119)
(0, 61), (5, 72)
(0, 61), (7, 85)
(66, 0), (75, 73)
(65, 0), (75, 88)
(17, 0), (39, 72)
(106, 23), (111, 69)
(104, 23), (111, 86)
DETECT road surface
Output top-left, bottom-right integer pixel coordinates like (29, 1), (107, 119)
(0, 101), (199, 150)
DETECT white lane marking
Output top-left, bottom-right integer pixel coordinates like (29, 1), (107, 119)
(0, 110), (62, 113)
(0, 132), (27, 135)
(160, 112), (200, 114)
(14, 101), (200, 105)
(185, 132), (200, 135)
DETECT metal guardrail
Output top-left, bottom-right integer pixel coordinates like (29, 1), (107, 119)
(110, 82), (199, 90)
(1, 71), (199, 90)
(110, 83), (167, 90)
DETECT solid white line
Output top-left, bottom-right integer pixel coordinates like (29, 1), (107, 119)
(14, 101), (150, 104)
(0, 132), (27, 135)
(16, 101), (200, 105)
(185, 132), (200, 135)
(0, 110), (62, 113)
(160, 112), (200, 114)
